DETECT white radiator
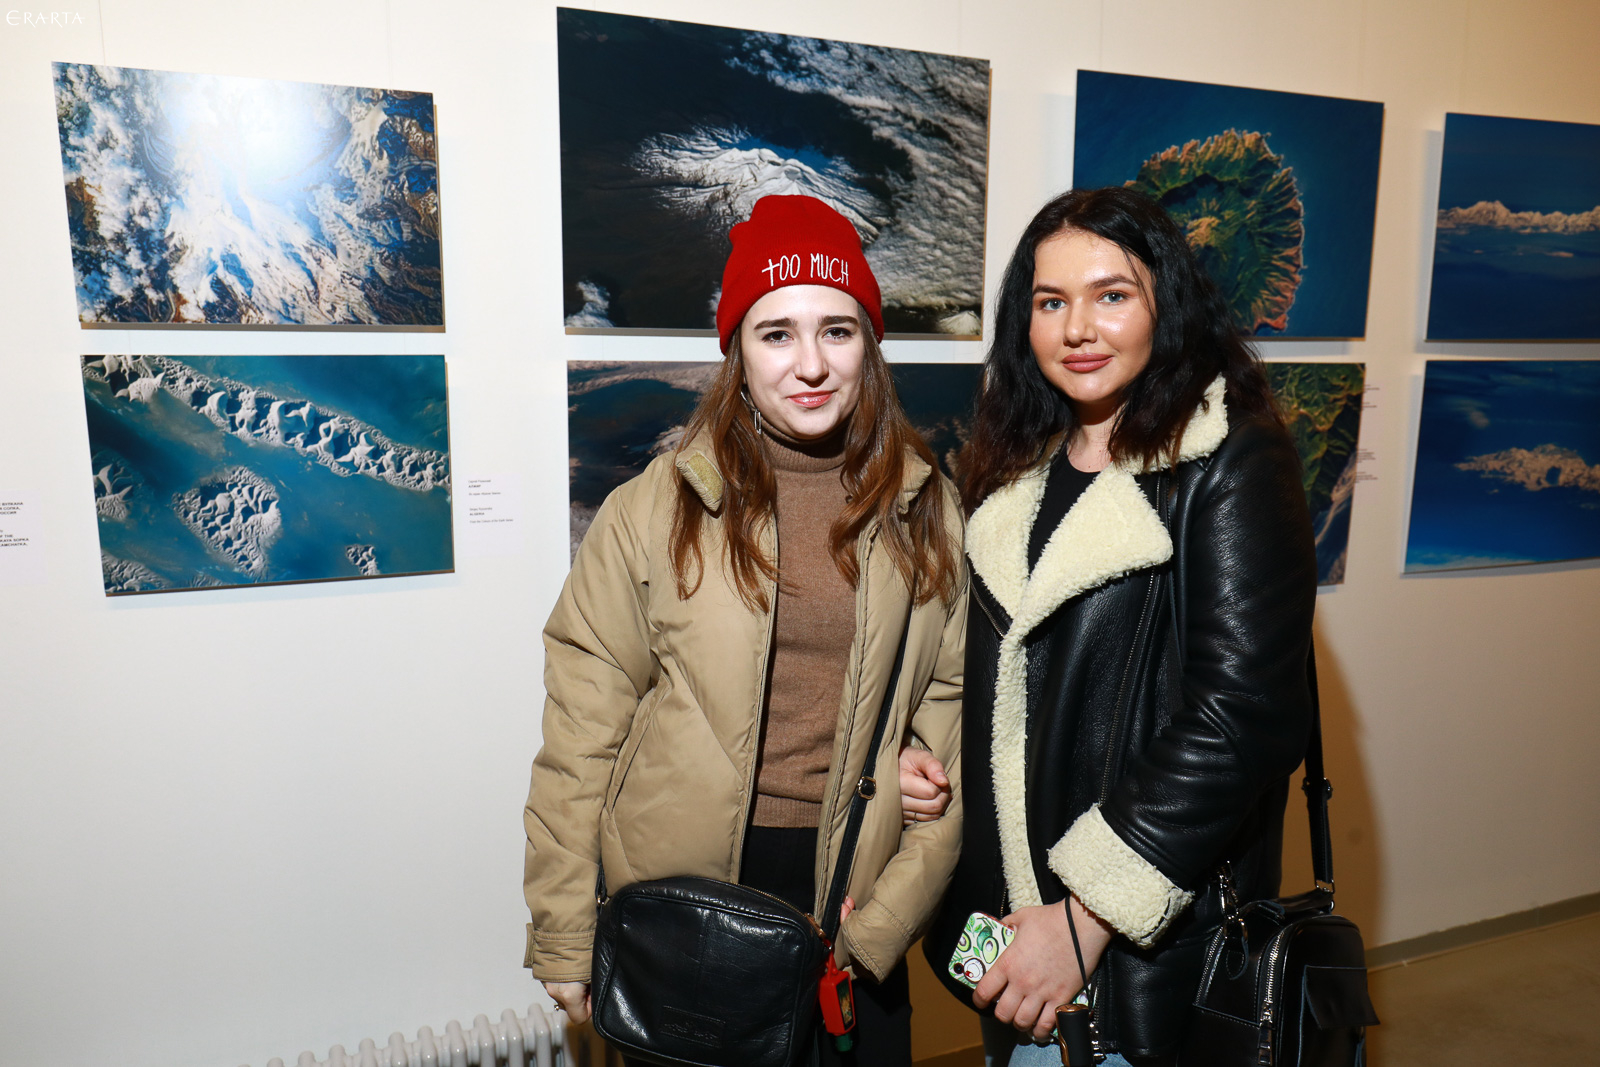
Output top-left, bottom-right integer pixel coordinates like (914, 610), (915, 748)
(243, 1004), (593, 1067)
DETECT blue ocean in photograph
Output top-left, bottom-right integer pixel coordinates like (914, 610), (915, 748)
(1074, 71), (1383, 339)
(1426, 113), (1600, 341)
(566, 360), (982, 557)
(83, 354), (453, 594)
(53, 63), (443, 326)
(1406, 360), (1600, 573)
(556, 8), (990, 336)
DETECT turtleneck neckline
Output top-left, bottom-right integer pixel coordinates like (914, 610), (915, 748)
(761, 421), (849, 474)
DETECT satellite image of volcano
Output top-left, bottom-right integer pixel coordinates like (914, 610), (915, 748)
(54, 63), (443, 326)
(557, 9), (989, 336)
(1074, 71), (1383, 338)
(1130, 130), (1304, 334)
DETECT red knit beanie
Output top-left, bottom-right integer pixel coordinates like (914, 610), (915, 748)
(716, 195), (883, 353)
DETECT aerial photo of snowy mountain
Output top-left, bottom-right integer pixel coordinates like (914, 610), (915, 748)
(566, 360), (982, 557)
(1426, 113), (1600, 341)
(1074, 72), (1383, 339)
(82, 354), (453, 594)
(556, 8), (990, 336)
(1406, 360), (1600, 573)
(1263, 362), (1366, 585)
(54, 63), (443, 326)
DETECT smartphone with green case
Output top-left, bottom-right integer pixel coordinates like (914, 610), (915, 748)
(948, 911), (1014, 988)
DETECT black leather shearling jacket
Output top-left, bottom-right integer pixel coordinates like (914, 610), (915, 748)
(926, 409), (1317, 1064)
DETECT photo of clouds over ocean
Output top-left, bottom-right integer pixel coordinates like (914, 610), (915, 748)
(53, 64), (443, 327)
(83, 355), (453, 594)
(1406, 360), (1600, 574)
(1427, 113), (1600, 341)
(555, 8), (990, 337)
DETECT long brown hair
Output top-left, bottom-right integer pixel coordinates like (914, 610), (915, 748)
(961, 187), (1281, 511)
(669, 323), (959, 612)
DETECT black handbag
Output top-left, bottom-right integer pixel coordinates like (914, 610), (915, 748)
(589, 616), (910, 1067)
(1180, 653), (1380, 1065)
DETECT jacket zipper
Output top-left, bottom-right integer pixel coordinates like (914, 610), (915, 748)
(813, 524), (880, 918)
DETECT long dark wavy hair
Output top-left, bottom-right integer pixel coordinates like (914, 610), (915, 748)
(670, 318), (960, 612)
(960, 186), (1281, 511)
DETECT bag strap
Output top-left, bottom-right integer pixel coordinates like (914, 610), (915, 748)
(1302, 648), (1335, 893)
(820, 601), (913, 943)
(1157, 474), (1335, 895)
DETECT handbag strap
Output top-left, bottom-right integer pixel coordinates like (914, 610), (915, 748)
(820, 601), (913, 944)
(1157, 474), (1335, 895)
(1302, 648), (1335, 892)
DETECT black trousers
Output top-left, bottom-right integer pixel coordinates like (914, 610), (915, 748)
(622, 824), (912, 1067)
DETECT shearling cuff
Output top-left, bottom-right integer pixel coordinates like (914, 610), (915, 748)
(1046, 806), (1193, 948)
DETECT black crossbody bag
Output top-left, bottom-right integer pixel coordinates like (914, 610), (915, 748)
(1179, 652), (1380, 1065)
(589, 616), (910, 1067)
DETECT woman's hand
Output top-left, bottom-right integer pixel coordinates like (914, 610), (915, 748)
(544, 981), (591, 1025)
(899, 745), (951, 826)
(972, 896), (1114, 1042)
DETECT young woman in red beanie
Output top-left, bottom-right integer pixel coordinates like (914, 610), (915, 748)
(524, 194), (967, 1065)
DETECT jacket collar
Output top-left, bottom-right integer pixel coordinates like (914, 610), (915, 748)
(966, 376), (1227, 635)
(674, 434), (934, 515)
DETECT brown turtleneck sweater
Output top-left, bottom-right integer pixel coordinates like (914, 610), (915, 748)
(752, 427), (856, 828)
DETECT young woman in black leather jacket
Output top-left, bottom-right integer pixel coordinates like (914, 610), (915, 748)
(923, 187), (1318, 1066)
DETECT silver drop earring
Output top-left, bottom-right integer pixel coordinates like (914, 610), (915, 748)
(753, 406), (763, 436)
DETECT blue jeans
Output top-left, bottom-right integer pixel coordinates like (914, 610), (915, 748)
(981, 1015), (1133, 1067)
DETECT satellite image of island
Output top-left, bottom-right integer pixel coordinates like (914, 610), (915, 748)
(82, 354), (453, 594)
(1406, 360), (1600, 573)
(53, 63), (443, 326)
(1427, 113), (1600, 341)
(556, 8), (990, 337)
(1074, 71), (1383, 339)
(566, 360), (982, 557)
(1264, 363), (1366, 585)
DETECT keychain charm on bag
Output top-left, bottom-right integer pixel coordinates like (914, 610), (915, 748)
(818, 954), (856, 1051)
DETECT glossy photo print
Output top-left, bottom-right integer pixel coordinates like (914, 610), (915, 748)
(1263, 362), (1366, 585)
(83, 355), (453, 594)
(556, 8), (990, 337)
(1426, 113), (1600, 341)
(1406, 360), (1600, 574)
(1074, 71), (1383, 339)
(566, 360), (982, 556)
(53, 63), (443, 327)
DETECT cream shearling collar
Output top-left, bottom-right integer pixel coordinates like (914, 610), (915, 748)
(967, 375), (1227, 912)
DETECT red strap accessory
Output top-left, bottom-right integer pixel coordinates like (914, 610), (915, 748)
(818, 953), (856, 1049)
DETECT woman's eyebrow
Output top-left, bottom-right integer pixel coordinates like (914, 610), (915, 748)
(750, 316), (797, 330)
(819, 314), (861, 327)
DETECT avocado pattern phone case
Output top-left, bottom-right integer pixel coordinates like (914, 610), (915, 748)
(949, 911), (1014, 988)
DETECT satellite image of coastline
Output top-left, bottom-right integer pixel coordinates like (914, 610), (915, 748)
(1426, 113), (1600, 341)
(566, 360), (982, 557)
(556, 8), (990, 337)
(82, 354), (453, 594)
(1074, 71), (1383, 339)
(1406, 360), (1600, 573)
(53, 63), (443, 326)
(1264, 362), (1365, 585)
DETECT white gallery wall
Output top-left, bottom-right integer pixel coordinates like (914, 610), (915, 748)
(2, 1), (1597, 1065)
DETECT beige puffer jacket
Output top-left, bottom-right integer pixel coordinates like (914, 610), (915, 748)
(523, 437), (967, 983)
